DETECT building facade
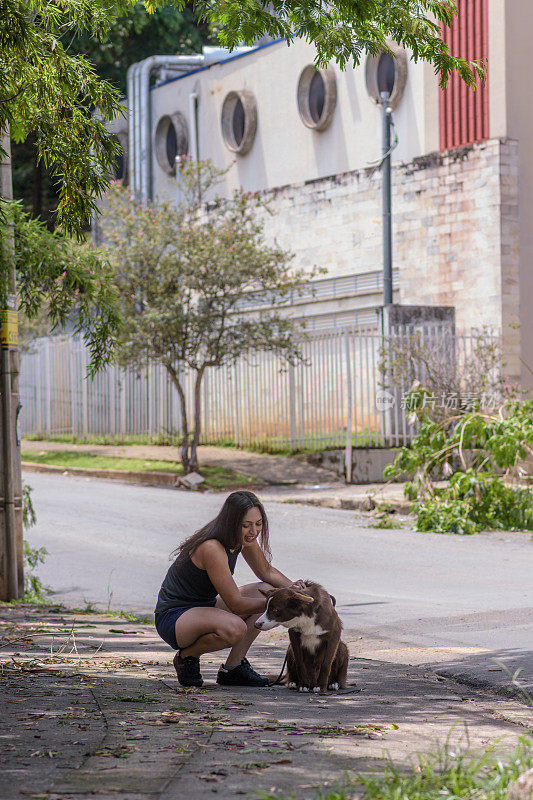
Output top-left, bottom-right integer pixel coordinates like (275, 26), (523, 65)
(109, 0), (532, 388)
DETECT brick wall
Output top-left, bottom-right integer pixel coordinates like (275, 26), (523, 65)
(257, 137), (520, 378)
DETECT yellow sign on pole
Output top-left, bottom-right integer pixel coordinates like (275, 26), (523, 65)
(1, 309), (18, 348)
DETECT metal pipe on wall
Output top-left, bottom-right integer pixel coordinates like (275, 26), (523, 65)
(189, 92), (199, 163)
(129, 48), (250, 202)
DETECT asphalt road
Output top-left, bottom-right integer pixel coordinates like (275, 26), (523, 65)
(23, 472), (533, 694)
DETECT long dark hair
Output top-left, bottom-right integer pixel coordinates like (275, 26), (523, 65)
(173, 491), (271, 563)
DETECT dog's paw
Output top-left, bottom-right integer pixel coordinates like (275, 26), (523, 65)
(288, 682), (297, 689)
(298, 686), (309, 693)
(312, 686), (321, 693)
(328, 682), (339, 691)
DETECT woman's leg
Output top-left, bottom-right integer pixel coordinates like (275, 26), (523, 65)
(215, 582), (274, 667)
(174, 607), (247, 659)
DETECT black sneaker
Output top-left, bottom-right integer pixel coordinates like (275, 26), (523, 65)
(173, 652), (203, 687)
(216, 657), (269, 687)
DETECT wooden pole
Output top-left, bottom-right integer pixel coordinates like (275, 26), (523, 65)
(1, 127), (23, 601)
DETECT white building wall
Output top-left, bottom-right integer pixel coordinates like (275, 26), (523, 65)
(149, 39), (437, 204)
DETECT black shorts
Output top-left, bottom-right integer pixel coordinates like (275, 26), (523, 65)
(155, 600), (217, 650)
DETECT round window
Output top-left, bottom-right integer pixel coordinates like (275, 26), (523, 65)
(365, 44), (408, 109)
(154, 113), (189, 175)
(111, 132), (128, 184)
(297, 65), (336, 131)
(221, 90), (257, 155)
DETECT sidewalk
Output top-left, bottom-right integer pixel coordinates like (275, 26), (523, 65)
(1, 603), (530, 800)
(21, 440), (412, 512)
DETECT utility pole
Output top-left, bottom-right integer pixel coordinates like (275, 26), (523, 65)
(1, 127), (23, 601)
(381, 91), (393, 306)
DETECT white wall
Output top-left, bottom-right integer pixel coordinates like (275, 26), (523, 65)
(149, 39), (437, 204)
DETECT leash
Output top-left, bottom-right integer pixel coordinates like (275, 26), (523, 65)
(268, 651), (288, 687)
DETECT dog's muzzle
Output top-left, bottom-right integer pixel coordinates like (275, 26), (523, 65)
(255, 612), (278, 630)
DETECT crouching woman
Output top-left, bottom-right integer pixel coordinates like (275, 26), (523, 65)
(155, 490), (304, 688)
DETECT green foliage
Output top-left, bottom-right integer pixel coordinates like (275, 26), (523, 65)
(4, 201), (120, 372)
(189, 0), (485, 87)
(11, 4), (214, 223)
(415, 476), (533, 535)
(261, 736), (533, 800)
(368, 514), (399, 529)
(67, 3), (215, 94)
(0, 0), (126, 238)
(357, 735), (533, 800)
(101, 159), (317, 470)
(21, 483), (49, 603)
(384, 396), (533, 534)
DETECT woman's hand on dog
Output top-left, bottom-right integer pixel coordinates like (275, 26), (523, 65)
(290, 580), (307, 591)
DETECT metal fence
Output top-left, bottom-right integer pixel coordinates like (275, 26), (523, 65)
(19, 326), (499, 451)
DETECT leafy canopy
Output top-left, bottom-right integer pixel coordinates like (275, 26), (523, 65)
(188, 0), (484, 87)
(0, 0), (129, 238)
(4, 201), (120, 373)
(65, 3), (215, 96)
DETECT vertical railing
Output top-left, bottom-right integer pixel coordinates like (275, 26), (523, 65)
(18, 328), (500, 451)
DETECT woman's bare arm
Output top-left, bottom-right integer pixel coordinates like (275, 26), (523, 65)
(241, 540), (303, 589)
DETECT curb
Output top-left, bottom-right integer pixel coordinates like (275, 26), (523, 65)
(21, 461), (414, 512)
(434, 667), (533, 707)
(267, 494), (413, 514)
(21, 461), (178, 488)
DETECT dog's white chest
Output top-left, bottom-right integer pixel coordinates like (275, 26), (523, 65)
(286, 615), (328, 653)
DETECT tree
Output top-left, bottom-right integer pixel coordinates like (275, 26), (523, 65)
(11, 3), (216, 225)
(68, 3), (215, 95)
(102, 160), (319, 472)
(189, 0), (484, 87)
(0, 0), (123, 242)
(5, 201), (120, 373)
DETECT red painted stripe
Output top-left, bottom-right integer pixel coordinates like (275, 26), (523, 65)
(467, 0), (475, 142)
(439, 0), (489, 149)
(481, 0), (489, 139)
(459, 0), (468, 144)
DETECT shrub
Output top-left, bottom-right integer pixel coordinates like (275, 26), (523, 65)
(384, 396), (533, 534)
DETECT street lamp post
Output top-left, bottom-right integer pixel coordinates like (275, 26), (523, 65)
(381, 92), (393, 306)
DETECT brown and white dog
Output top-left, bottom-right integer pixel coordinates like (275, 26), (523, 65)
(255, 581), (349, 693)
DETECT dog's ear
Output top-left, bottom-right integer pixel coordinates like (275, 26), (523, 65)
(329, 594), (337, 607)
(291, 591), (314, 604)
(259, 587), (276, 598)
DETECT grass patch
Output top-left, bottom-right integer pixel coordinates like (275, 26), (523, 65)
(21, 450), (256, 491)
(106, 694), (160, 703)
(369, 515), (400, 529)
(258, 735), (533, 800)
(22, 432), (386, 455)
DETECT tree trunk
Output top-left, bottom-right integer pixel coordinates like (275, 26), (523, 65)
(189, 366), (206, 473)
(165, 363), (190, 473)
(32, 143), (42, 221)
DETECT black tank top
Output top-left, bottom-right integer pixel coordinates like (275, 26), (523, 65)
(155, 543), (240, 616)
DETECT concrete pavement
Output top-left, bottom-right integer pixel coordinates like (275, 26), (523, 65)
(1, 603), (531, 800)
(21, 472), (533, 704)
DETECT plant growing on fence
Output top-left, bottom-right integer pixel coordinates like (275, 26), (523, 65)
(384, 392), (533, 534)
(102, 159), (317, 472)
(378, 328), (520, 420)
